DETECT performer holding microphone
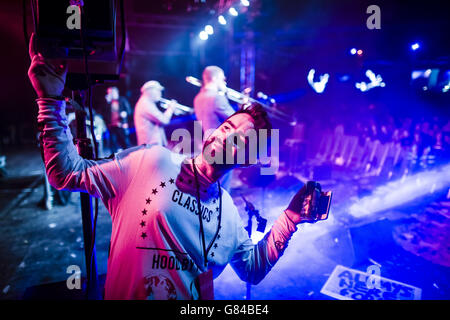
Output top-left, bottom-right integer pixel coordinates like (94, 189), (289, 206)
(27, 34), (331, 300)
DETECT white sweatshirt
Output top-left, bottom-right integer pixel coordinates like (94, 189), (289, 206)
(37, 98), (298, 300)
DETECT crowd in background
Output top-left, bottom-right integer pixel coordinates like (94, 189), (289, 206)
(299, 102), (450, 180)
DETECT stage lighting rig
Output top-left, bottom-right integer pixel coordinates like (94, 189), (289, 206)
(204, 25), (214, 35)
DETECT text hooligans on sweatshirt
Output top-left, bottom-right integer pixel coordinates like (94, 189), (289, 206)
(37, 98), (298, 300)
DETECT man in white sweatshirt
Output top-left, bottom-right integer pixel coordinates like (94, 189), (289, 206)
(27, 35), (328, 300)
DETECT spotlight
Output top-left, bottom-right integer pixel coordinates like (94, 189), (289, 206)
(204, 25), (214, 35)
(229, 7), (238, 16)
(357, 49), (363, 56)
(348, 163), (450, 218)
(241, 0), (250, 6)
(411, 42), (420, 51)
(218, 15), (227, 25)
(350, 48), (357, 55)
(199, 31), (208, 41)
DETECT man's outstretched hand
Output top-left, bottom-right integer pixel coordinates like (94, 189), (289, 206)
(27, 33), (67, 98)
(285, 181), (323, 224)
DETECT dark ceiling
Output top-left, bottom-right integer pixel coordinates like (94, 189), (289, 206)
(0, 0), (448, 127)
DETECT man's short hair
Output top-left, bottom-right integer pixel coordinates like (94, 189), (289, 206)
(233, 103), (272, 131)
(202, 66), (225, 83)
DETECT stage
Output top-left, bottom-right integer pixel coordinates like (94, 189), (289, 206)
(1, 145), (448, 300)
(0, 0), (449, 301)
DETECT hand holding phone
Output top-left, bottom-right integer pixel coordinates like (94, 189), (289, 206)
(286, 181), (332, 224)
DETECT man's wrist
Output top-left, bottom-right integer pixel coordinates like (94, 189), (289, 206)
(284, 209), (302, 225)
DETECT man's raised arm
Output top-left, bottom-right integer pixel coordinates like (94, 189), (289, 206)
(230, 182), (327, 285)
(28, 34), (137, 202)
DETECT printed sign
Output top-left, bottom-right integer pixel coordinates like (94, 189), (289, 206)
(320, 265), (422, 300)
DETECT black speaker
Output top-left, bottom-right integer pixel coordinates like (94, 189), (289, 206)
(32, 0), (126, 89)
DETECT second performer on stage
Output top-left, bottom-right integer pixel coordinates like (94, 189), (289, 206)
(134, 80), (177, 146)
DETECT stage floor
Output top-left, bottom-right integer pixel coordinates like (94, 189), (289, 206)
(0, 146), (449, 300)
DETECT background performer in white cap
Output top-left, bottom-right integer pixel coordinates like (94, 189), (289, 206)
(134, 80), (177, 146)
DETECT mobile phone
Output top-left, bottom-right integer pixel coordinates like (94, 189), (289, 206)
(316, 191), (332, 221)
(307, 181), (332, 222)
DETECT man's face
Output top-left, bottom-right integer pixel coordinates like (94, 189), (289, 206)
(144, 88), (162, 102)
(201, 113), (258, 174)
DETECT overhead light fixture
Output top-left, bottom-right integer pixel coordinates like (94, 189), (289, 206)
(199, 31), (208, 41)
(229, 7), (238, 16)
(411, 42), (420, 51)
(218, 15), (227, 25)
(204, 25), (214, 35)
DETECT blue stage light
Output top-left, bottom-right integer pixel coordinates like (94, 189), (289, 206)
(199, 31), (208, 40)
(350, 48), (357, 55)
(218, 15), (227, 25)
(411, 42), (420, 51)
(205, 25), (214, 35)
(229, 7), (238, 16)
